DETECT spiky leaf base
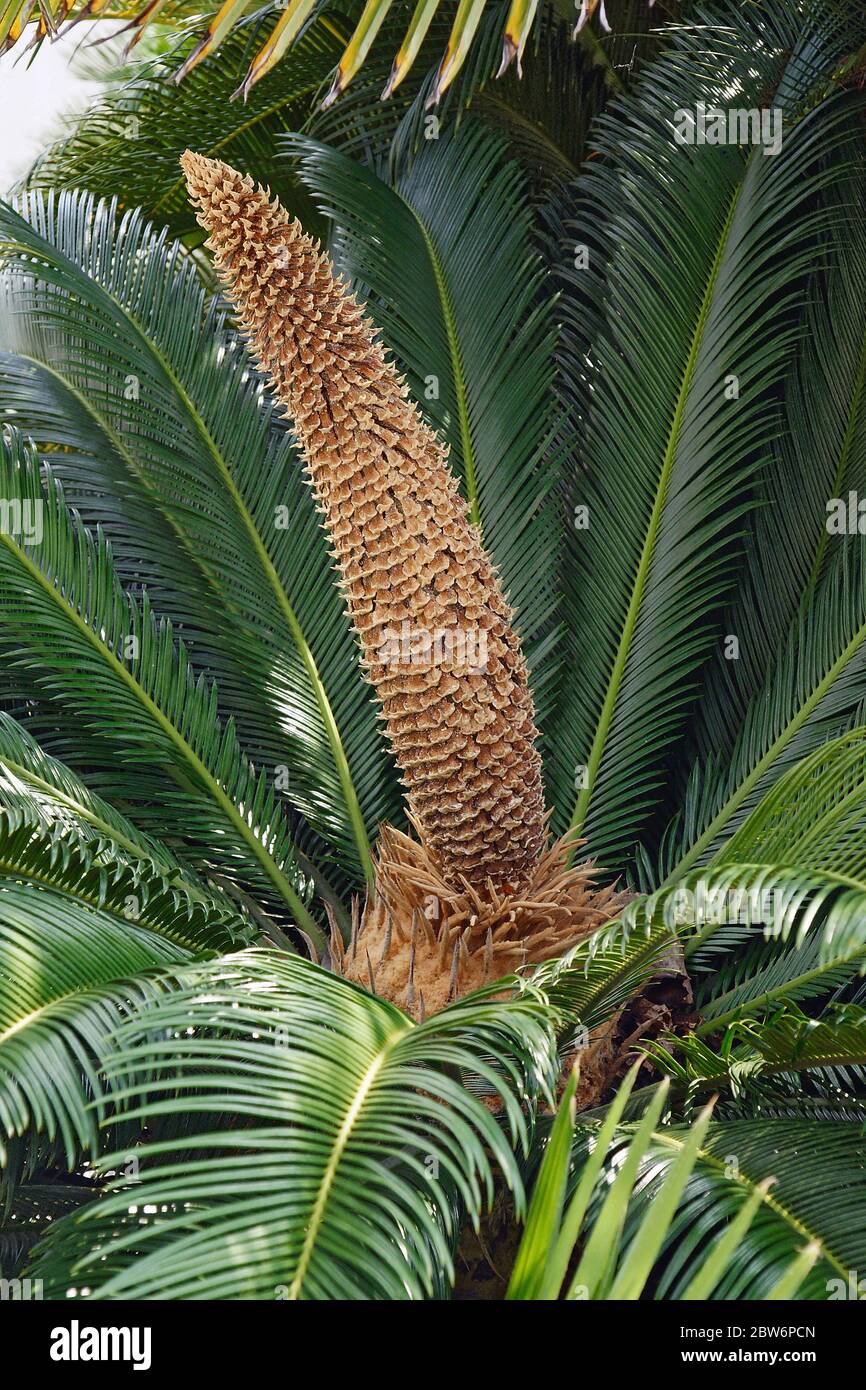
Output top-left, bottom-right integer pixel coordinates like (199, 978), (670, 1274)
(330, 825), (630, 1018)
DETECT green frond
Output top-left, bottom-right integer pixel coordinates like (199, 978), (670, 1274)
(0, 709), (189, 873)
(505, 1066), (583, 1300)
(667, 138), (866, 877)
(0, 1184), (96, 1279)
(534, 855), (866, 1060)
(693, 924), (865, 1033)
(26, 20), (347, 237)
(546, 0), (866, 871)
(673, 553), (866, 875)
(26, 950), (559, 1299)
(528, 905), (678, 1031)
(0, 711), (255, 927)
(23, 3), (667, 232)
(682, 150), (866, 785)
(649, 1003), (866, 1093)
(507, 1059), (645, 1299)
(540, 846), (866, 1052)
(625, 852), (866, 1034)
(0, 349), (248, 657)
(616, 1118), (866, 1298)
(0, 879), (197, 1184)
(0, 427), (320, 942)
(0, 781), (254, 1187)
(718, 729), (866, 881)
(508, 1071), (825, 1300)
(0, 804), (246, 955)
(9, 0), (661, 110)
(474, 2), (670, 200)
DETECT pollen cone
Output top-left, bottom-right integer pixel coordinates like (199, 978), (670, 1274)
(181, 149), (545, 890)
(181, 152), (626, 1013)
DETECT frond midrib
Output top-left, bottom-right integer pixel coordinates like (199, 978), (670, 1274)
(13, 350), (229, 607)
(0, 753), (151, 865)
(396, 184), (482, 530)
(650, 1129), (848, 1281)
(0, 525), (322, 943)
(6, 214), (374, 883)
(0, 976), (152, 1049)
(804, 301), (866, 595)
(0, 847), (201, 948)
(568, 186), (742, 842)
(286, 1021), (410, 1298)
(672, 616), (866, 877)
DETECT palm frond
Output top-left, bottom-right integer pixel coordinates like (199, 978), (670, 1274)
(616, 1117), (866, 1298)
(26, 21), (346, 236)
(673, 553), (866, 875)
(0, 877), (196, 1186)
(0, 803), (245, 954)
(649, 1002), (866, 1095)
(693, 922), (865, 1031)
(541, 846), (866, 1059)
(7, 0), (664, 107)
(682, 150), (866, 786)
(506, 1059), (646, 1299)
(528, 903), (678, 1031)
(717, 729), (866, 881)
(0, 427), (321, 942)
(508, 1068), (822, 1299)
(625, 851), (866, 1035)
(0, 709), (189, 873)
(546, 0), (866, 873)
(25, 3), (668, 233)
(27, 950), (559, 1299)
(476, 9), (614, 196)
(662, 130), (866, 878)
(0, 1183), (95, 1279)
(0, 712), (266, 929)
(0, 774), (254, 1191)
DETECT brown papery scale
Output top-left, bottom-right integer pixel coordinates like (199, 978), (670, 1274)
(182, 152), (628, 1016)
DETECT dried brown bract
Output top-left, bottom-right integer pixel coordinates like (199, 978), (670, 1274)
(330, 823), (631, 1020)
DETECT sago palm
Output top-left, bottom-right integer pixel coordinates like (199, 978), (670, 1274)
(2, 0), (663, 107)
(1, 0), (866, 1300)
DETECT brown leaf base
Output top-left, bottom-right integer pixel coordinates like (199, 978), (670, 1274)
(331, 824), (631, 1019)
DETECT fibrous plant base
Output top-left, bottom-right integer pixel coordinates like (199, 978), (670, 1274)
(330, 824), (631, 1019)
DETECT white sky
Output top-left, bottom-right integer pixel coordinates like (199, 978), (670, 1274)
(0, 28), (110, 195)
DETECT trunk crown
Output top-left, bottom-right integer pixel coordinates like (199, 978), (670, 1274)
(182, 151), (545, 892)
